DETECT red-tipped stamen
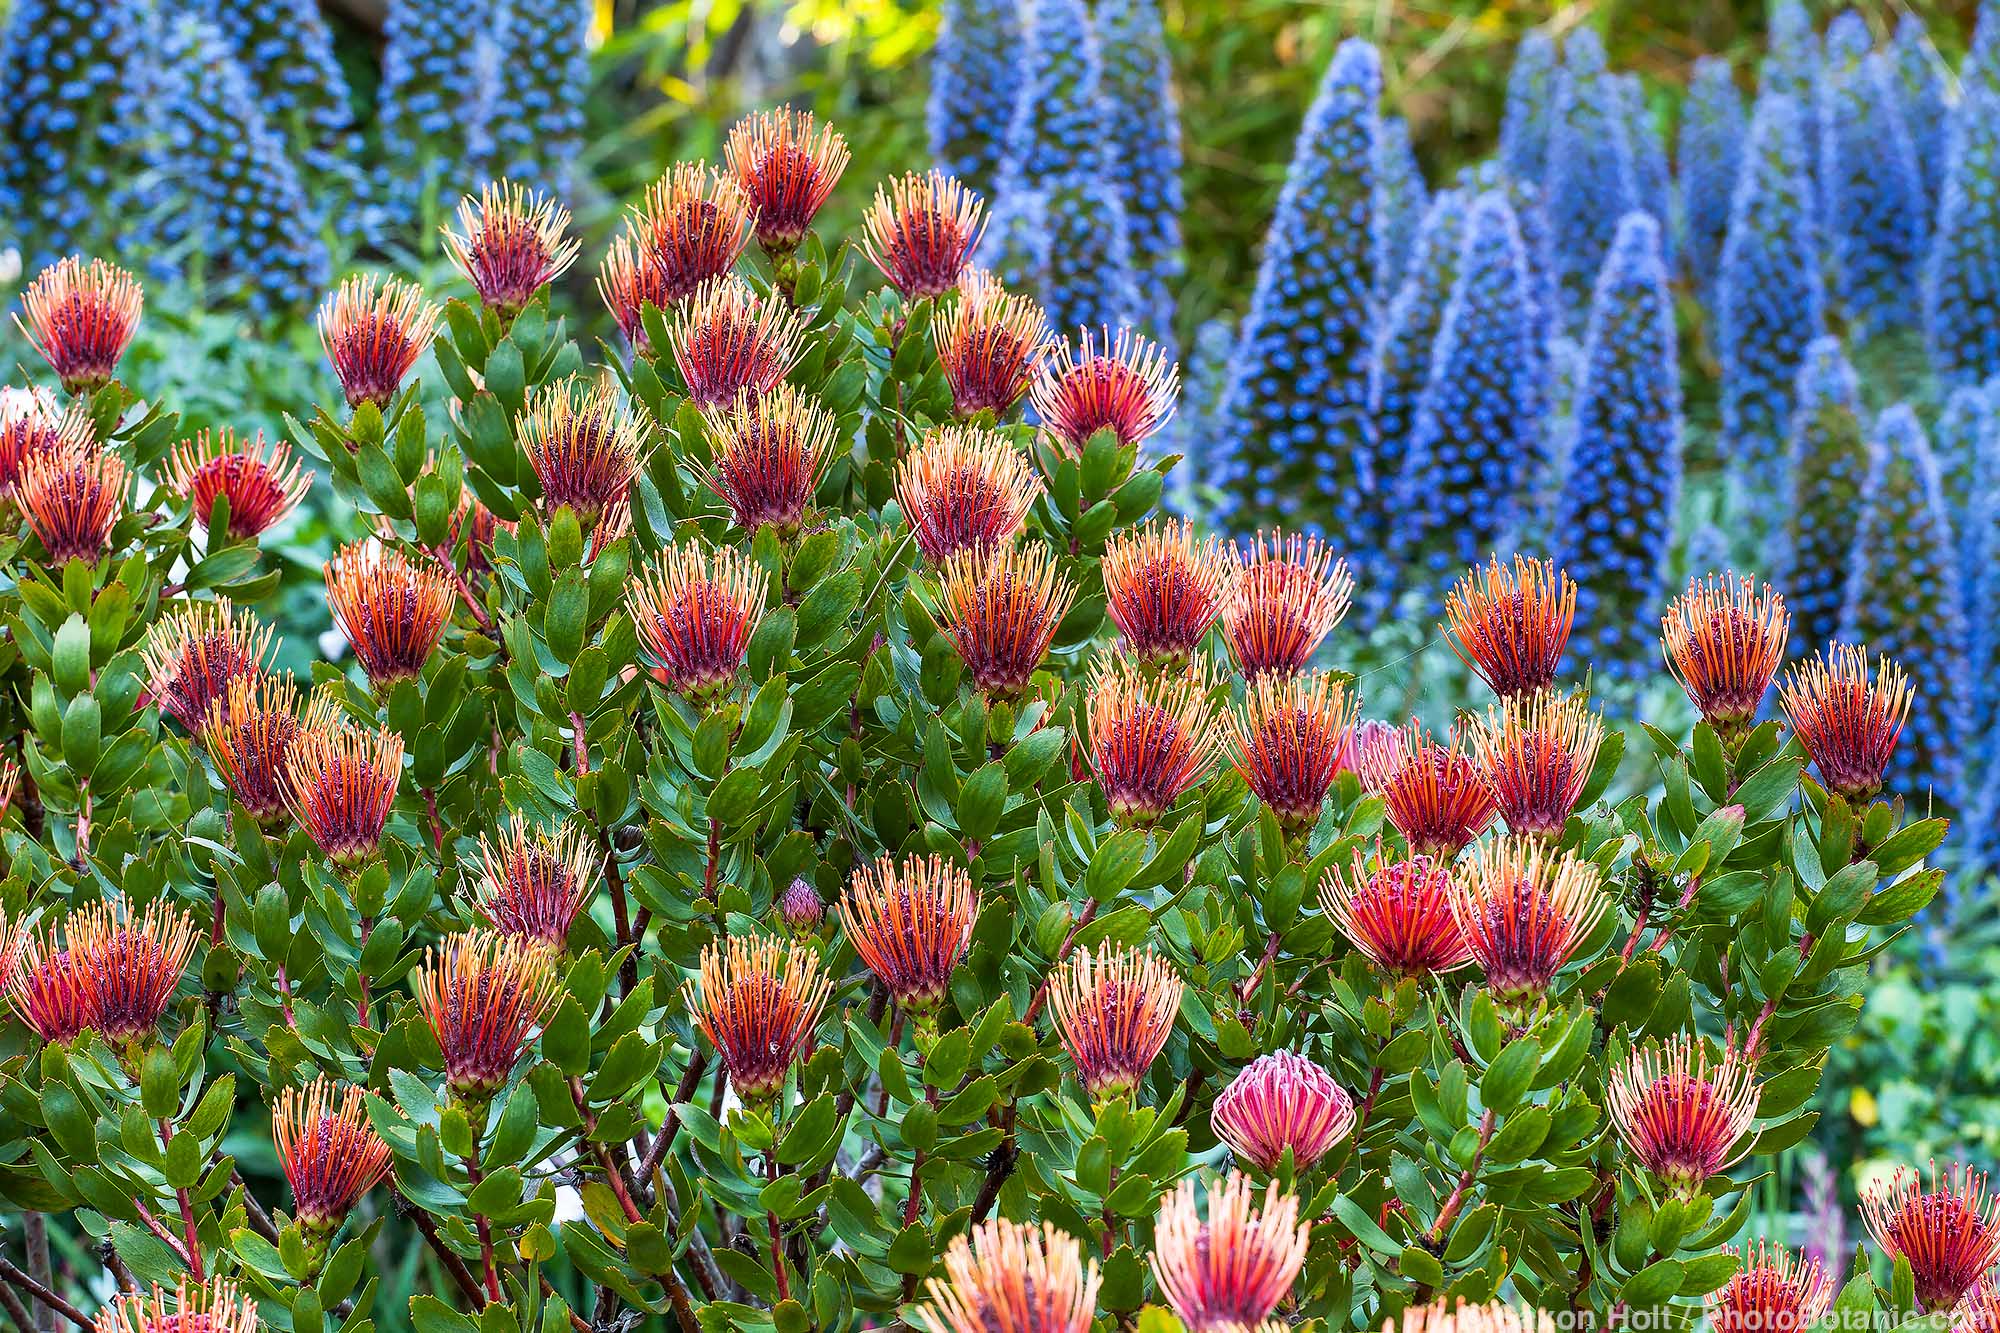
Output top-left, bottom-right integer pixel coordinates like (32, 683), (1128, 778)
(92, 1279), (258, 1333)
(1358, 720), (1497, 861)
(1150, 1175), (1308, 1333)
(861, 170), (987, 302)
(1606, 1032), (1759, 1195)
(1443, 555), (1576, 700)
(202, 671), (301, 826)
(895, 425), (1041, 565)
(1047, 941), (1181, 1102)
(1227, 671), (1357, 836)
(1861, 1162), (2000, 1312)
(1450, 838), (1609, 1003)
(164, 428), (311, 540)
(1030, 325), (1178, 453)
(1663, 572), (1790, 742)
(699, 384), (835, 538)
(1704, 1241), (1832, 1333)
(1103, 518), (1230, 668)
(668, 275), (807, 411)
(441, 181), (580, 319)
(1317, 846), (1473, 979)
(1779, 643), (1914, 803)
(18, 256), (142, 393)
(934, 270), (1047, 419)
(725, 108), (850, 252)
(1222, 532), (1353, 679)
(598, 235), (678, 354)
(913, 1218), (1100, 1333)
(627, 542), (768, 704)
(281, 693), (404, 869)
(684, 935), (831, 1103)
(475, 820), (600, 948)
(1085, 651), (1219, 827)
(7, 916), (92, 1043)
(17, 436), (126, 565)
(1469, 690), (1604, 838)
(414, 928), (561, 1101)
(937, 541), (1077, 700)
(0, 388), (88, 495)
(837, 855), (979, 1015)
(317, 275), (439, 411)
(518, 376), (648, 532)
(61, 898), (199, 1046)
(325, 540), (454, 686)
(624, 162), (756, 302)
(140, 598), (274, 733)
(1210, 1051), (1356, 1173)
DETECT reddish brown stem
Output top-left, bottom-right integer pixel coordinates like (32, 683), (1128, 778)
(765, 1150), (791, 1303)
(570, 712), (590, 775)
(0, 1253), (90, 1331)
(1427, 1108), (1496, 1244)
(159, 1119), (204, 1282)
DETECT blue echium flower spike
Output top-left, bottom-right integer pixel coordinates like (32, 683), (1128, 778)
(1377, 115), (1429, 303)
(1098, 0), (1184, 349)
(1544, 31), (1637, 331)
(1614, 74), (1672, 266)
(1964, 0), (2000, 95)
(375, 0), (501, 231)
(216, 0), (364, 197)
(1924, 85), (2000, 389)
(1889, 15), (1947, 230)
(1818, 42), (1925, 340)
(1371, 189), (1469, 509)
(486, 0), (591, 202)
(1168, 317), (1236, 518)
(1498, 28), (1558, 187)
(1933, 382), (1990, 576)
(1961, 384), (2000, 739)
(928, 0), (1021, 204)
(1677, 57), (1744, 307)
(1680, 521), (1734, 584)
(1760, 0), (1822, 201)
(1779, 336), (1868, 656)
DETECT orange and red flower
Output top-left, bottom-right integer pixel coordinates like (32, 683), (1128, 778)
(598, 235), (678, 353)
(668, 275), (808, 411)
(627, 542), (768, 703)
(141, 598), (274, 732)
(1047, 942), (1181, 1101)
(1102, 519), (1230, 668)
(273, 1076), (393, 1234)
(1210, 1051), (1355, 1173)
(934, 271), (1046, 419)
(1779, 644), (1913, 803)
(92, 1279), (257, 1333)
(1861, 1162), (2000, 1312)
(1358, 721), (1497, 861)
(0, 387), (87, 495)
(325, 540), (454, 686)
(699, 384), (835, 538)
(1150, 1175), (1308, 1332)
(1443, 555), (1576, 700)
(6, 914), (92, 1043)
(1227, 671), (1357, 836)
(1400, 1302), (1558, 1333)
(1468, 690), (1604, 838)
(861, 170), (987, 301)
(202, 671), (301, 826)
(913, 1218), (1099, 1333)
(937, 541), (1076, 699)
(1029, 326), (1178, 453)
(281, 693), (404, 868)
(1317, 847), (1472, 979)
(414, 928), (561, 1100)
(684, 935), (831, 1102)
(17, 435), (126, 565)
(624, 163), (756, 302)
(519, 376), (648, 534)
(1086, 651), (1219, 826)
(837, 855), (978, 1014)
(1221, 532), (1353, 679)
(475, 820), (600, 948)
(1450, 838), (1608, 1002)
(441, 181), (580, 319)
(163, 428), (311, 540)
(1606, 1033), (1758, 1194)
(725, 108), (850, 252)
(1662, 573), (1790, 742)
(317, 275), (439, 411)
(1704, 1241), (1832, 1333)
(52, 899), (197, 1046)
(18, 256), (142, 393)
(895, 425), (1041, 565)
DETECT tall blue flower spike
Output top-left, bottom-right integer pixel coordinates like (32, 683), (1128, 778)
(1780, 336), (1868, 657)
(1818, 39), (1924, 339)
(486, 0), (591, 202)
(375, 0), (500, 230)
(928, 0), (1021, 203)
(1678, 57), (1744, 307)
(1498, 28), (1557, 187)
(1544, 31), (1637, 331)
(1098, 0), (1184, 348)
(1925, 85), (2000, 389)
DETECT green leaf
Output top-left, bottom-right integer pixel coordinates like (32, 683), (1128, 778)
(1480, 1038), (1539, 1113)
(1618, 1258), (1685, 1309)
(1084, 829), (1150, 902)
(1329, 1195), (1400, 1258)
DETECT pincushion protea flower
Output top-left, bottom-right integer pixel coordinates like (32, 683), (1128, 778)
(1704, 1241), (1832, 1333)
(282, 693), (404, 868)
(837, 854), (978, 1014)
(1862, 1162), (2000, 1312)
(1227, 671), (1357, 836)
(1085, 651), (1220, 826)
(325, 540), (454, 686)
(18, 255), (142, 393)
(937, 541), (1077, 699)
(440, 181), (580, 319)
(685, 935), (831, 1102)
(895, 425), (1041, 565)
(1443, 555), (1576, 699)
(598, 235), (678, 353)
(60, 898), (199, 1046)
(1450, 838), (1609, 1003)
(1210, 1051), (1356, 1172)
(414, 928), (561, 1100)
(725, 107), (850, 252)
(1359, 721), (1497, 861)
(202, 671), (300, 826)
(669, 275), (808, 411)
(1029, 326), (1179, 453)
(1468, 690), (1604, 838)
(1317, 847), (1473, 979)
(1606, 1032), (1758, 1195)
(625, 162), (756, 302)
(1343, 717), (1403, 779)
(627, 542), (768, 703)
(0, 387), (87, 494)
(777, 877), (825, 933)
(914, 1218), (1100, 1333)
(273, 1076), (392, 1235)
(17, 436), (126, 564)
(1047, 941), (1181, 1101)
(317, 274), (440, 411)
(1662, 573), (1790, 744)
(92, 1279), (257, 1333)
(1104, 519), (1230, 668)
(1957, 1280), (2000, 1333)
(1221, 532), (1354, 679)
(1400, 1301), (1558, 1333)
(1779, 643), (1914, 802)
(699, 384), (835, 538)
(1150, 1175), (1308, 1332)
(7, 915), (93, 1042)
(862, 170), (987, 301)
(934, 270), (1047, 418)
(140, 598), (273, 732)
(163, 428), (311, 540)
(475, 820), (600, 947)
(519, 376), (648, 532)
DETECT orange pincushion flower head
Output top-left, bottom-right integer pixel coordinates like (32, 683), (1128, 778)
(1102, 518), (1229, 668)
(668, 275), (808, 411)
(1605, 1032), (1759, 1195)
(1210, 1051), (1356, 1173)
(61, 898), (200, 1047)
(140, 597), (274, 733)
(163, 427), (311, 539)
(895, 424), (1041, 565)
(837, 854), (978, 1014)
(937, 540), (1077, 700)
(1317, 845), (1473, 980)
(0, 386), (88, 494)
(913, 1217), (1100, 1333)
(17, 434), (127, 565)
(1227, 670), (1358, 836)
(282, 692), (404, 869)
(1450, 837), (1609, 1004)
(1959, 1280), (2000, 1333)
(317, 274), (440, 411)
(519, 375), (648, 532)
(1150, 1175), (1309, 1333)
(1443, 554), (1576, 700)
(1862, 1161), (2000, 1312)
(1662, 572), (1790, 741)
(273, 1076), (392, 1234)
(92, 1278), (258, 1333)
(627, 542), (768, 703)
(1399, 1301), (1560, 1333)
(626, 162), (756, 302)
(414, 928), (561, 1101)
(1358, 720), (1497, 861)
(1705, 1241), (1832, 1333)
(1029, 325), (1179, 454)
(1468, 689), (1604, 839)
(203, 670), (301, 826)
(725, 107), (850, 251)
(325, 539), (454, 686)
(1085, 650), (1220, 827)
(1047, 941), (1181, 1102)
(1779, 643), (1914, 803)
(18, 255), (142, 392)
(8, 914), (93, 1042)
(699, 383), (836, 538)
(684, 934), (831, 1103)
(440, 181), (580, 319)
(598, 234), (678, 354)
(1222, 531), (1353, 679)
(862, 170), (987, 301)
(475, 819), (600, 948)
(933, 269), (1047, 419)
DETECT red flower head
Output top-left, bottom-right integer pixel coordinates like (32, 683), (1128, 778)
(317, 274), (439, 412)
(862, 170), (987, 301)
(1227, 671), (1357, 836)
(1221, 532), (1353, 679)
(1468, 690), (1604, 839)
(699, 384), (836, 538)
(896, 425), (1041, 565)
(725, 108), (851, 252)
(415, 928), (561, 1101)
(1103, 519), (1230, 668)
(625, 162), (756, 302)
(1210, 1051), (1356, 1173)
(1086, 651), (1220, 827)
(475, 820), (600, 948)
(914, 1218), (1100, 1333)
(1029, 325), (1179, 454)
(1863, 1162), (2000, 1312)
(1779, 643), (1914, 803)
(1443, 555), (1576, 700)
(0, 387), (88, 495)
(1343, 717), (1401, 777)
(1048, 941), (1181, 1101)
(937, 541), (1077, 700)
(63, 898), (199, 1046)
(837, 854), (979, 1015)
(1606, 1032), (1758, 1194)
(1958, 1281), (2000, 1333)
(1400, 1302), (1558, 1333)
(140, 598), (274, 732)
(1150, 1174), (1308, 1332)
(163, 428), (311, 540)
(627, 542), (768, 703)
(273, 1076), (393, 1235)
(92, 1279), (258, 1333)
(202, 671), (301, 826)
(684, 935), (831, 1103)
(1450, 838), (1608, 1003)
(777, 877), (825, 933)
(325, 540), (454, 686)
(1663, 573), (1790, 743)
(1359, 720), (1497, 861)
(7, 915), (92, 1042)
(1705, 1241), (1832, 1333)
(18, 256), (142, 393)
(519, 375), (648, 533)
(1317, 846), (1473, 980)
(934, 270), (1047, 419)
(597, 234), (677, 353)
(668, 275), (808, 411)
(17, 436), (127, 565)
(441, 181), (580, 319)
(282, 693), (404, 868)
